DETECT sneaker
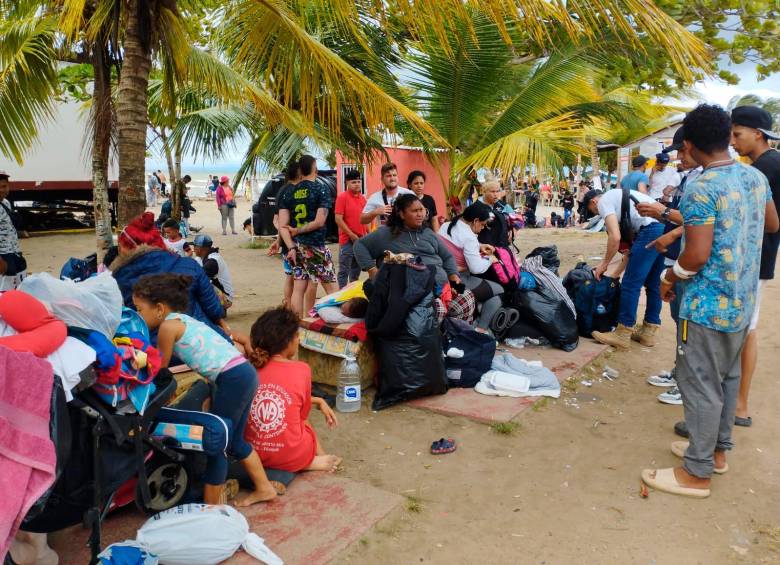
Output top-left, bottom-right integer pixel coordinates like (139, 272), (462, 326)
(647, 370), (676, 387)
(658, 386), (682, 405)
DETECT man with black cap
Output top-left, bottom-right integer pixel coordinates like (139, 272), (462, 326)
(619, 155), (650, 193)
(648, 152), (681, 202)
(581, 181), (665, 350)
(193, 234), (234, 308)
(728, 105), (780, 428)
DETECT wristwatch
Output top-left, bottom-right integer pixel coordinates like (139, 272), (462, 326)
(661, 207), (671, 222)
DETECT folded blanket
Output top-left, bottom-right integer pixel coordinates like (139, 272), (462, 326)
(299, 316), (368, 343)
(0, 346), (56, 557)
(474, 352), (561, 398)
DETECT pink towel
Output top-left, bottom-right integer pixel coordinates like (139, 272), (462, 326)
(0, 345), (56, 558)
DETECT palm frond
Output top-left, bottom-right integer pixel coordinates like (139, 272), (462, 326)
(454, 113), (593, 180)
(0, 8), (58, 163)
(221, 0), (445, 148)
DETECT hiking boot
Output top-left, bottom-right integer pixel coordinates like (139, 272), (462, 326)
(592, 324), (632, 350)
(631, 322), (661, 347)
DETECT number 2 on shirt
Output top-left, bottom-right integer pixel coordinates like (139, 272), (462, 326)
(294, 203), (307, 227)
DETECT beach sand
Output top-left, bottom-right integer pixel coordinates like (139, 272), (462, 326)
(20, 199), (780, 564)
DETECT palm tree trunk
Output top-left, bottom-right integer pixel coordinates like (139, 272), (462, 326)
(591, 143), (600, 180)
(116, 0), (151, 225)
(174, 138), (182, 181)
(160, 128), (176, 186)
(91, 43), (113, 261)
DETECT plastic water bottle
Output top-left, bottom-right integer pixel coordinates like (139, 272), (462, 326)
(336, 357), (361, 413)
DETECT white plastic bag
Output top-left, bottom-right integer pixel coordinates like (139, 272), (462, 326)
(136, 504), (283, 565)
(19, 272), (122, 338)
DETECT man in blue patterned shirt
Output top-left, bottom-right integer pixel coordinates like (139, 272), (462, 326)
(642, 104), (779, 499)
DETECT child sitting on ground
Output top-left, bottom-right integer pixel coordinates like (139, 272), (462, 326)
(161, 218), (190, 257)
(245, 307), (342, 473)
(132, 273), (282, 506)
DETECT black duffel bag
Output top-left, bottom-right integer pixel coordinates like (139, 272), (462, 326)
(511, 285), (579, 352)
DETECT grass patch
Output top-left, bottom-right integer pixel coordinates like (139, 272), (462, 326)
(561, 377), (579, 393)
(531, 397), (550, 412)
(405, 495), (423, 514)
(490, 421), (520, 436)
(243, 238), (272, 249)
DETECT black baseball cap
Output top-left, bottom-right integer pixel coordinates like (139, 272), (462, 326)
(656, 152), (670, 164)
(731, 106), (780, 140)
(632, 155), (648, 168)
(663, 126), (685, 153)
(581, 189), (603, 213)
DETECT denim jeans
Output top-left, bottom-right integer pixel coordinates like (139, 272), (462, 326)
(563, 208), (572, 225)
(617, 222), (666, 327)
(337, 241), (361, 288)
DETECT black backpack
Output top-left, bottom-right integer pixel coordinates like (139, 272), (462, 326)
(618, 186), (634, 248)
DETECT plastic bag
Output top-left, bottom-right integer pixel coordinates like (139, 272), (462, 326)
(19, 272), (122, 339)
(136, 504), (283, 565)
(372, 294), (447, 410)
(511, 285), (578, 352)
(525, 245), (560, 275)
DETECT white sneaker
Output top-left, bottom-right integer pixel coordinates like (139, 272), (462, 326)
(647, 370), (676, 387)
(658, 386), (682, 405)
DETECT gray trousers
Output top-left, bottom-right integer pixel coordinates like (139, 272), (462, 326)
(337, 241), (361, 288)
(460, 271), (503, 330)
(219, 204), (235, 233)
(676, 319), (747, 478)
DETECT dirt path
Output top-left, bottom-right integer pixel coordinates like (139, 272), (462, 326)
(21, 201), (780, 564)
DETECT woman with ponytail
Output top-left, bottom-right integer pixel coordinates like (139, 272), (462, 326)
(110, 212), (229, 339)
(439, 204), (504, 332)
(244, 307), (342, 473)
(132, 274), (283, 506)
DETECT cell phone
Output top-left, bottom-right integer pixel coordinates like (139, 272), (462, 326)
(630, 195), (641, 206)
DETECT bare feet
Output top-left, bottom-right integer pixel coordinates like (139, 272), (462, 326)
(673, 466), (711, 490)
(235, 481), (286, 507)
(305, 454), (343, 472)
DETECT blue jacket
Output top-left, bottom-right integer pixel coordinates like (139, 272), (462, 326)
(109, 245), (226, 337)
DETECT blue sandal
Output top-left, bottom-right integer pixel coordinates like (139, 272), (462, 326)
(431, 438), (457, 454)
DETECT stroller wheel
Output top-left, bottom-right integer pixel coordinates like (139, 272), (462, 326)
(136, 455), (188, 514)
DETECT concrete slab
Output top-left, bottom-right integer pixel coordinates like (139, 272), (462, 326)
(407, 339), (608, 423)
(49, 473), (402, 565)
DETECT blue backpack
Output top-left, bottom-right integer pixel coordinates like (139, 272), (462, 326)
(563, 263), (621, 338)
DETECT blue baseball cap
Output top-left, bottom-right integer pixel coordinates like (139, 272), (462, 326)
(192, 234), (213, 247)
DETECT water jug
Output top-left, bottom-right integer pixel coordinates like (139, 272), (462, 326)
(336, 357), (361, 413)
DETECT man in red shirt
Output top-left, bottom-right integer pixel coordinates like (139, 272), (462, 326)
(335, 169), (368, 287)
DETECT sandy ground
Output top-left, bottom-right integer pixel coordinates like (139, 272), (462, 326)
(21, 199), (780, 564)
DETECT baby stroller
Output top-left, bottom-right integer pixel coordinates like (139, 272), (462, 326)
(20, 368), (187, 564)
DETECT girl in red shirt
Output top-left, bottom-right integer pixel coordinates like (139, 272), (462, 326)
(245, 307), (341, 472)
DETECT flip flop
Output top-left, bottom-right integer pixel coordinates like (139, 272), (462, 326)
(670, 441), (728, 474)
(430, 438), (457, 455)
(641, 467), (710, 499)
(734, 416), (752, 427)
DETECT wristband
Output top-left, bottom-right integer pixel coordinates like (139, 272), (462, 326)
(672, 260), (697, 280)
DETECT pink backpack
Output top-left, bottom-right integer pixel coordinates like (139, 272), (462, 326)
(491, 247), (520, 289)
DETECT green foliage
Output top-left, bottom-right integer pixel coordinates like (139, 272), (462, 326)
(490, 421), (520, 435)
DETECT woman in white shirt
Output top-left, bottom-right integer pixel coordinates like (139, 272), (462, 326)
(438, 204), (504, 332)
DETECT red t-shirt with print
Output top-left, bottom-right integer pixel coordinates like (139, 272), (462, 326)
(334, 190), (368, 245)
(244, 359), (317, 472)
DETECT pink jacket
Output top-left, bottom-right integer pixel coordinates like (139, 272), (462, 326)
(215, 185), (234, 208)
